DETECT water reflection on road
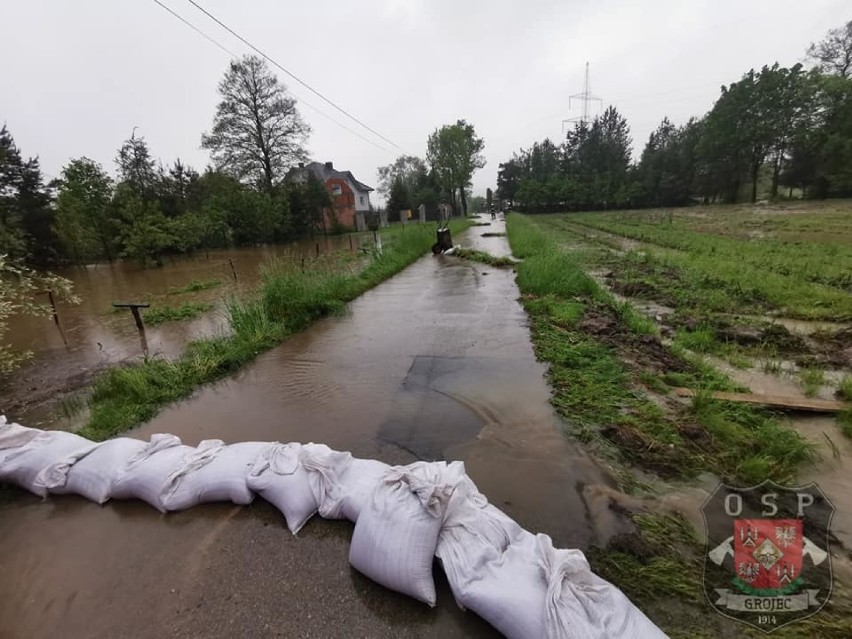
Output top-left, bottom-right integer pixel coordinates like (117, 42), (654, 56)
(0, 221), (627, 638)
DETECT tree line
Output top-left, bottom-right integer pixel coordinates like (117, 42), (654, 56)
(1, 55), (332, 268)
(378, 119), (485, 220)
(498, 20), (852, 212)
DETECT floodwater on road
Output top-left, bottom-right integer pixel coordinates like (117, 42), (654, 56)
(1, 234), (373, 425)
(0, 220), (629, 638)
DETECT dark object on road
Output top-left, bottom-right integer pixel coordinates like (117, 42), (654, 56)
(432, 227), (454, 254)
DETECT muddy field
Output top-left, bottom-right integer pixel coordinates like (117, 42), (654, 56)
(509, 205), (852, 637)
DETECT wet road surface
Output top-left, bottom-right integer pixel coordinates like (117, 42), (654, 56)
(0, 220), (627, 638)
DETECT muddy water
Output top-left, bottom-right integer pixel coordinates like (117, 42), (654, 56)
(1, 235), (372, 424)
(0, 221), (627, 638)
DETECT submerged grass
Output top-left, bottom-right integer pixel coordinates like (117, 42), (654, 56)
(144, 301), (213, 325)
(80, 221), (470, 440)
(168, 277), (222, 295)
(799, 367), (826, 397)
(452, 248), (517, 267)
(506, 213), (812, 485)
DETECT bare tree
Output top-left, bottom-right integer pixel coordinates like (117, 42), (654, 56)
(807, 20), (852, 78)
(202, 55), (310, 193)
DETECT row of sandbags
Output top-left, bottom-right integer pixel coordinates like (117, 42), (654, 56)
(0, 416), (667, 638)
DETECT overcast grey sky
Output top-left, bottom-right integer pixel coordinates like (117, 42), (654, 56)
(1, 1), (846, 201)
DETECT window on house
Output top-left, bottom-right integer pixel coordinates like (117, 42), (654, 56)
(360, 195), (365, 205)
(332, 184), (342, 195)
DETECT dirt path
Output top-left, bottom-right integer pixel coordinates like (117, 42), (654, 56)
(0, 221), (629, 638)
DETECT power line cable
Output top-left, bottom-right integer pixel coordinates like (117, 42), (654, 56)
(152, 0), (237, 57)
(150, 0), (396, 155)
(185, 0), (405, 152)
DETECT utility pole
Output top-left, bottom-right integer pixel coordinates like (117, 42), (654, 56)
(562, 62), (603, 133)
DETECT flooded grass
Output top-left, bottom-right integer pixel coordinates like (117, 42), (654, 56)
(451, 248), (516, 267)
(79, 221), (471, 440)
(837, 375), (852, 401)
(799, 367), (826, 397)
(143, 301), (214, 325)
(167, 277), (222, 295)
(507, 210), (852, 636)
(506, 213), (812, 485)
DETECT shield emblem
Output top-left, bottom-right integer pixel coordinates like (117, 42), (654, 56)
(702, 481), (834, 633)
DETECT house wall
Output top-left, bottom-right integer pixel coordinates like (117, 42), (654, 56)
(324, 177), (356, 230)
(347, 179), (371, 212)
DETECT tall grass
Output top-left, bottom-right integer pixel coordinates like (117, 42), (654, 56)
(80, 221), (469, 440)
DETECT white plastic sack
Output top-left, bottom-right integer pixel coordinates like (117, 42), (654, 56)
(247, 443), (317, 534)
(110, 434), (193, 512)
(0, 416), (42, 463)
(460, 532), (668, 639)
(161, 440), (270, 511)
(349, 460), (465, 606)
(0, 430), (98, 497)
(436, 475), (525, 609)
(40, 437), (148, 504)
(536, 535), (668, 639)
(338, 458), (391, 523)
(299, 443), (352, 519)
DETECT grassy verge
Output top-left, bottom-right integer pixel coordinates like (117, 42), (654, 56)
(168, 277), (222, 295)
(143, 302), (213, 325)
(452, 248), (517, 268)
(79, 221), (469, 440)
(506, 213), (812, 485)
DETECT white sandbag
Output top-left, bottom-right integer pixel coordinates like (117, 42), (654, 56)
(536, 535), (668, 639)
(41, 437), (148, 504)
(110, 434), (193, 512)
(299, 443), (352, 519)
(0, 430), (98, 497)
(460, 532), (668, 639)
(457, 530), (547, 637)
(247, 443), (317, 534)
(338, 458), (391, 523)
(436, 476), (525, 609)
(161, 440), (270, 511)
(349, 460), (465, 606)
(0, 416), (42, 463)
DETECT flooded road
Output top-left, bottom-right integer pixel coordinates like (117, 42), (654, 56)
(0, 221), (626, 638)
(1, 235), (371, 425)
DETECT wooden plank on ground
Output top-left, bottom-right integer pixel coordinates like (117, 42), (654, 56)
(672, 387), (850, 413)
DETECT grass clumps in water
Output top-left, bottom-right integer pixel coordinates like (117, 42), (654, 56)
(837, 375), (852, 402)
(81, 221), (471, 440)
(452, 248), (516, 267)
(168, 277), (222, 295)
(144, 302), (213, 325)
(799, 367), (825, 397)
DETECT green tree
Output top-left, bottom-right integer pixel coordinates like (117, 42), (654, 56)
(386, 175), (412, 222)
(808, 20), (852, 78)
(376, 155), (428, 197)
(426, 119), (486, 216)
(55, 158), (114, 263)
(115, 131), (158, 199)
(0, 254), (78, 375)
(202, 55), (310, 193)
(0, 125), (29, 260)
(115, 187), (174, 266)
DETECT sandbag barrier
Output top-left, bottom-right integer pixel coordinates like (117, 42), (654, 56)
(0, 417), (667, 638)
